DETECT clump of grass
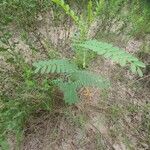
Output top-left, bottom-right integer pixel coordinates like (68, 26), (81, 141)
(0, 0), (52, 30)
(0, 31), (56, 149)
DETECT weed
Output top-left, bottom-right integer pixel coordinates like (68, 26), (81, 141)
(0, 0), (52, 30)
(0, 31), (54, 149)
(33, 0), (145, 105)
(33, 59), (110, 104)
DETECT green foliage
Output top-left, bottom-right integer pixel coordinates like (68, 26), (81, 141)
(52, 0), (79, 25)
(33, 0), (145, 105)
(0, 40), (53, 149)
(94, 0), (105, 16)
(33, 59), (110, 104)
(0, 66), (53, 149)
(129, 0), (150, 36)
(72, 71), (109, 88)
(76, 40), (145, 76)
(33, 59), (78, 74)
(51, 0), (147, 70)
(58, 82), (79, 104)
(87, 0), (94, 26)
(52, 0), (87, 39)
(51, 0), (95, 68)
(0, 0), (51, 29)
(0, 97), (33, 150)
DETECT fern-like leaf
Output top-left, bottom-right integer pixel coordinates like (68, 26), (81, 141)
(76, 40), (145, 76)
(72, 71), (110, 89)
(33, 59), (78, 74)
(34, 59), (110, 104)
(52, 70), (110, 104)
(58, 81), (79, 104)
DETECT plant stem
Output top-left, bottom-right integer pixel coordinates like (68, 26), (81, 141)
(83, 49), (86, 68)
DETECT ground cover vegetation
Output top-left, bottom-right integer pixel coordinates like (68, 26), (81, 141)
(0, 0), (150, 149)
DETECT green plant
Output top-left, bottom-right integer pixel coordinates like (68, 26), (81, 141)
(75, 40), (146, 76)
(33, 0), (145, 105)
(0, 64), (54, 150)
(33, 59), (109, 104)
(128, 0), (150, 36)
(0, 97), (33, 150)
(33, 38), (145, 104)
(51, 0), (99, 68)
(51, 0), (147, 69)
(0, 31), (54, 149)
(0, 0), (52, 31)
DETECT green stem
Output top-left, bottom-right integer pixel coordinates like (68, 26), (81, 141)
(83, 49), (86, 68)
